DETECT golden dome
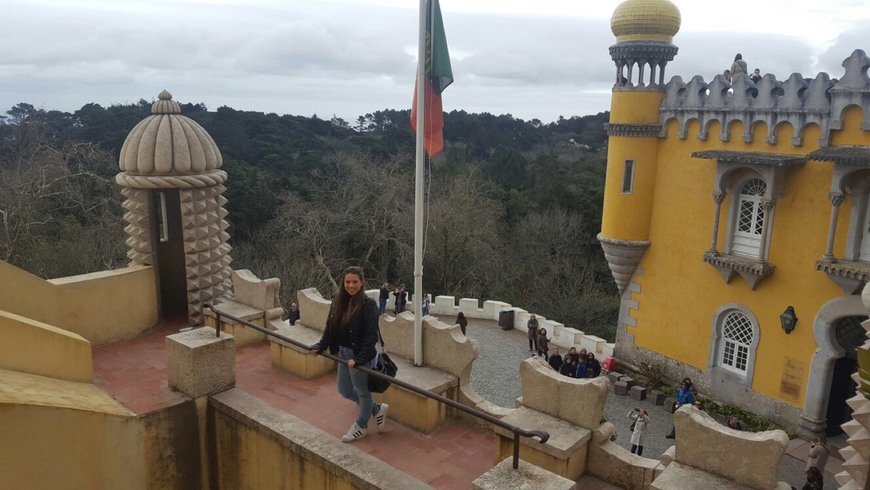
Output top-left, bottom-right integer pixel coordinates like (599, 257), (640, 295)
(119, 90), (222, 176)
(611, 0), (681, 43)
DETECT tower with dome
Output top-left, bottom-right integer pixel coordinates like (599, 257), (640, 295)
(599, 0), (870, 461)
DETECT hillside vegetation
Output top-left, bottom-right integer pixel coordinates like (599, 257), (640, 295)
(0, 101), (618, 340)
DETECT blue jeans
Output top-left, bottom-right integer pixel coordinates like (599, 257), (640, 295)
(379, 299), (387, 315)
(337, 346), (380, 428)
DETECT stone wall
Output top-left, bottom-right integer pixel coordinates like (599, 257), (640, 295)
(367, 290), (615, 358)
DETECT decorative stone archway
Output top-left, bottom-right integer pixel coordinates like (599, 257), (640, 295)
(799, 294), (869, 433)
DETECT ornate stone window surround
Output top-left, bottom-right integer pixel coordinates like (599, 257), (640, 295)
(707, 303), (760, 387)
(811, 147), (870, 294)
(694, 151), (805, 289)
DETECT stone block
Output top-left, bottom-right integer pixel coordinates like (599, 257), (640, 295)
(166, 327), (235, 398)
(483, 300), (511, 321)
(432, 295), (456, 316)
(375, 354), (459, 434)
(665, 397), (676, 413)
(586, 439), (663, 490)
(519, 359), (611, 430)
(614, 381), (629, 395)
(203, 301), (269, 347)
(607, 371), (623, 384)
(649, 390), (666, 406)
(673, 406), (788, 489)
(458, 298), (480, 317)
(231, 269), (280, 311)
(473, 457), (576, 490)
(629, 385), (647, 401)
(619, 376), (635, 388)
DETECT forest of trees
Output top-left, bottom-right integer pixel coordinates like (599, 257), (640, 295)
(0, 100), (619, 340)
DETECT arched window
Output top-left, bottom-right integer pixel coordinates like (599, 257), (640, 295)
(719, 310), (755, 374)
(731, 179), (767, 258)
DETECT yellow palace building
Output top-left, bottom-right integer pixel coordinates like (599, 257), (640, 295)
(599, 0), (870, 434)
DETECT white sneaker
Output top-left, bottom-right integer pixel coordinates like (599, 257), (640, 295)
(341, 423), (368, 443)
(373, 403), (389, 433)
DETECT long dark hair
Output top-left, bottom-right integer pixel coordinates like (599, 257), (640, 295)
(330, 266), (366, 329)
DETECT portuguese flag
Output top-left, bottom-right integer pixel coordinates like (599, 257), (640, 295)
(411, 0), (453, 157)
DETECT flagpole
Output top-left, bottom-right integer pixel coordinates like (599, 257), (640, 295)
(413, 0), (427, 366)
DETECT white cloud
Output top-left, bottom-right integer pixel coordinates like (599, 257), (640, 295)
(0, 0), (868, 123)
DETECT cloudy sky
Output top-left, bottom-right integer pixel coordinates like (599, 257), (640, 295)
(2, 0), (869, 123)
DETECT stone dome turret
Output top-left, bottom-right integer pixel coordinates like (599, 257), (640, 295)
(118, 90), (222, 176)
(611, 0), (681, 43)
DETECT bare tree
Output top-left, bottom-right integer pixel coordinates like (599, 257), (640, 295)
(0, 118), (124, 277)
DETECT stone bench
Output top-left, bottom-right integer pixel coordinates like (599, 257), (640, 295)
(270, 322), (335, 379)
(204, 301), (275, 347)
(493, 406), (592, 481)
(203, 269), (283, 348)
(270, 321), (460, 434)
(376, 355), (459, 434)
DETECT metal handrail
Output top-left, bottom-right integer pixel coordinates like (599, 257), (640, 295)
(203, 303), (549, 469)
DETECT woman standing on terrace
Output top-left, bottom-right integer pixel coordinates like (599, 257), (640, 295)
(310, 266), (389, 442)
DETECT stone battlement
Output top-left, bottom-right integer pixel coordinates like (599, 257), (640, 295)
(658, 49), (870, 147)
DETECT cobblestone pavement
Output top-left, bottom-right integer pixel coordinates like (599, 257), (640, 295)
(453, 316), (838, 490)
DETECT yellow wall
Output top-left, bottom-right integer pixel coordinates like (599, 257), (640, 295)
(601, 90), (667, 241)
(0, 369), (146, 490)
(626, 113), (861, 408)
(610, 91), (665, 123)
(0, 261), (159, 345)
(0, 311), (92, 382)
(0, 369), (200, 489)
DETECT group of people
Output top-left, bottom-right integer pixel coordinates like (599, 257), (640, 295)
(377, 282), (430, 316)
(526, 315), (602, 378)
(723, 53), (763, 84)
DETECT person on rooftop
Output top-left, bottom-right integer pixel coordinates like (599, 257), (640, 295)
(310, 266), (389, 443)
(731, 53), (748, 78)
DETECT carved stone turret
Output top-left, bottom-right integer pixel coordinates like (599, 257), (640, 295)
(116, 90), (233, 324)
(610, 0), (681, 89)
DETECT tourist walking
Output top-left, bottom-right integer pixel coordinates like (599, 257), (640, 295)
(310, 266), (389, 443)
(393, 284), (407, 314)
(455, 312), (468, 336)
(627, 408), (649, 456)
(527, 314), (539, 351)
(806, 434), (830, 473)
(378, 283), (390, 315)
(536, 327), (549, 359)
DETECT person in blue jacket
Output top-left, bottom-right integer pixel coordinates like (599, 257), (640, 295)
(666, 379), (695, 438)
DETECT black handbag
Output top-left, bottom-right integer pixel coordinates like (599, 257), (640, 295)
(368, 327), (398, 393)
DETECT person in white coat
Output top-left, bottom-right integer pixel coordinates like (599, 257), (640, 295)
(806, 434), (830, 473)
(628, 408), (649, 456)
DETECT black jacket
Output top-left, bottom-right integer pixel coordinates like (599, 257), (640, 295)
(313, 297), (379, 365)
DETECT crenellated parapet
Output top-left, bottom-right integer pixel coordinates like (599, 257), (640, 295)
(659, 49), (870, 147)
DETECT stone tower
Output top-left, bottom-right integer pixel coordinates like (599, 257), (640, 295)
(116, 90), (232, 324)
(598, 0), (681, 295)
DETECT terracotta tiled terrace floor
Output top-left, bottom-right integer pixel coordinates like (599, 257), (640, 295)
(92, 321), (618, 489)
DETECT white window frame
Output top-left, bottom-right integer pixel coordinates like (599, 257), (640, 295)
(621, 159), (635, 194)
(844, 181), (870, 263)
(730, 178), (767, 258)
(708, 303), (760, 385)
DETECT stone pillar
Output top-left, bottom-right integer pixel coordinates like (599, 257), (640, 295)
(758, 199), (776, 261)
(708, 192), (726, 254)
(166, 327), (235, 398)
(823, 193), (844, 259)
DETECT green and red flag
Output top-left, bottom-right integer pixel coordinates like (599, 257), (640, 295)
(411, 0), (453, 157)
